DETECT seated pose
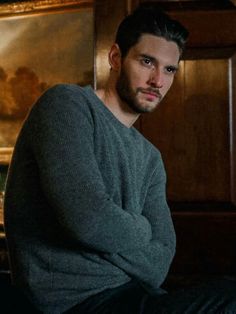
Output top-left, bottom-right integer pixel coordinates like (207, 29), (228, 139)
(4, 3), (236, 314)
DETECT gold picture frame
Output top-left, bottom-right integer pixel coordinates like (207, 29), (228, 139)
(0, 0), (94, 165)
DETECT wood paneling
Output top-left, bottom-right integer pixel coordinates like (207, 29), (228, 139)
(139, 0), (235, 11)
(230, 53), (236, 203)
(171, 211), (236, 275)
(95, 0), (128, 88)
(141, 59), (231, 202)
(170, 10), (236, 49)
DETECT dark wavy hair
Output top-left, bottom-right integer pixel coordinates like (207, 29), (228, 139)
(115, 4), (189, 58)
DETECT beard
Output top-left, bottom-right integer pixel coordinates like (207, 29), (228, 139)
(116, 67), (162, 114)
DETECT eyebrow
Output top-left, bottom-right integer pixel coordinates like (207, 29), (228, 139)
(140, 54), (156, 63)
(139, 53), (179, 71)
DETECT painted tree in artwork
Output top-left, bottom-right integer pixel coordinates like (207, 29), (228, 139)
(9, 66), (49, 118)
(0, 67), (16, 117)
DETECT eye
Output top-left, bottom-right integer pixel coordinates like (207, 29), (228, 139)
(140, 57), (153, 67)
(165, 66), (177, 74)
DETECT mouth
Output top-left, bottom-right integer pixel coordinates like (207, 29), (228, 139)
(139, 89), (162, 101)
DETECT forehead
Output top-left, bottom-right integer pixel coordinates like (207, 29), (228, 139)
(126, 34), (180, 65)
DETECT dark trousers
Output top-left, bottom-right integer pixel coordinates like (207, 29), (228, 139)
(66, 278), (236, 314)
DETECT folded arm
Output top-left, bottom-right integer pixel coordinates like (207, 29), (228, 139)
(104, 158), (176, 293)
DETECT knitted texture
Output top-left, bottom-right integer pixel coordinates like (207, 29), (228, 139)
(4, 84), (176, 313)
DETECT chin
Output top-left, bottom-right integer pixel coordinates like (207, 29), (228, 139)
(128, 102), (158, 114)
(137, 100), (160, 113)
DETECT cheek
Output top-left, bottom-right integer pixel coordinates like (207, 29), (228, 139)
(122, 63), (151, 89)
(128, 72), (143, 89)
(164, 76), (174, 93)
(132, 69), (151, 87)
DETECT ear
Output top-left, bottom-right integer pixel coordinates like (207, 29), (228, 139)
(108, 43), (121, 71)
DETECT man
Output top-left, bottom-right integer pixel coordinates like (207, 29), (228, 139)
(4, 4), (236, 314)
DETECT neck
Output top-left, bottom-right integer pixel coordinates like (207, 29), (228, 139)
(95, 79), (140, 128)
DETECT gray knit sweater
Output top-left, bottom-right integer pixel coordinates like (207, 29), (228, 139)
(4, 84), (176, 313)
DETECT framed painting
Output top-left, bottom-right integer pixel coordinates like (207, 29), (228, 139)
(0, 0), (94, 164)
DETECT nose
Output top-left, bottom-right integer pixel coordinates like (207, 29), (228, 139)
(148, 68), (163, 89)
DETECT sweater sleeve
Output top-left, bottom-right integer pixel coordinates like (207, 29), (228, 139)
(103, 157), (176, 293)
(28, 85), (152, 254)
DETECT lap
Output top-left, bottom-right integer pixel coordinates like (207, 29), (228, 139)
(66, 278), (236, 314)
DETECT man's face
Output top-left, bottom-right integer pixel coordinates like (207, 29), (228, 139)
(116, 34), (180, 114)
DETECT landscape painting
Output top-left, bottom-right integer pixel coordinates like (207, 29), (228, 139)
(0, 2), (94, 164)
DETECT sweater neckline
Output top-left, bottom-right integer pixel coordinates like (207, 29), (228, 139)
(83, 85), (135, 133)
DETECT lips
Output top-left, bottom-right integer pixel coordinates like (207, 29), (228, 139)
(143, 91), (159, 98)
(140, 89), (162, 101)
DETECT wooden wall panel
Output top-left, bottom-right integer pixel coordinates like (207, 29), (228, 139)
(170, 10), (236, 49)
(140, 62), (185, 200)
(184, 60), (230, 201)
(95, 0), (128, 89)
(141, 59), (230, 202)
(170, 211), (236, 275)
(230, 53), (236, 203)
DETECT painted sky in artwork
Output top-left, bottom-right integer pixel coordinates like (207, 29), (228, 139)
(0, 8), (94, 148)
(0, 8), (94, 85)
